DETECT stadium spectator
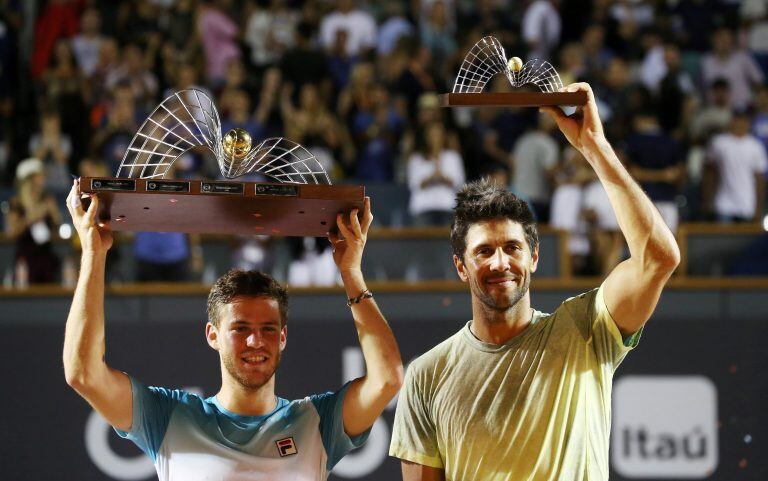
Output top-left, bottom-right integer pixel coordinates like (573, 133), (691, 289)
(703, 109), (768, 223)
(40, 38), (90, 161)
(350, 84), (404, 182)
(245, 0), (298, 70)
(522, 0), (561, 60)
(549, 147), (594, 276)
(104, 42), (159, 109)
(624, 110), (685, 232)
(4, 158), (62, 284)
(690, 78), (733, 144)
(30, 0), (79, 79)
(407, 121), (465, 226)
(509, 113), (560, 223)
(319, 0), (377, 58)
(657, 41), (696, 137)
(29, 108), (72, 190)
(281, 82), (352, 178)
(280, 21), (331, 93)
(377, 2), (414, 56)
(702, 26), (764, 109)
(198, 0), (241, 87)
(419, 0), (456, 78)
(71, 7), (104, 78)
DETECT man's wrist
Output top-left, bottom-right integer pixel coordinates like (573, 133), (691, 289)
(340, 267), (365, 293)
(81, 250), (108, 264)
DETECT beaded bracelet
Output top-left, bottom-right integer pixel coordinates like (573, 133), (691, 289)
(346, 288), (373, 306)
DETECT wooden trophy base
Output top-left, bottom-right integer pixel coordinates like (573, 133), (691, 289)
(440, 91), (587, 107)
(78, 177), (365, 237)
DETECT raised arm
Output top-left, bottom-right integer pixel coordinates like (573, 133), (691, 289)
(63, 180), (132, 431)
(542, 84), (680, 336)
(328, 197), (404, 437)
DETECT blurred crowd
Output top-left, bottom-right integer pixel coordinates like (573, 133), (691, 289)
(2, 0), (768, 284)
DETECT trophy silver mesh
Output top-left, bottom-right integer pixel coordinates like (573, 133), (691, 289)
(117, 89), (330, 184)
(452, 36), (563, 94)
(231, 137), (330, 184)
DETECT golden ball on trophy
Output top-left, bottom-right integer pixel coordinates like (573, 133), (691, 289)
(222, 128), (252, 160)
(507, 56), (523, 72)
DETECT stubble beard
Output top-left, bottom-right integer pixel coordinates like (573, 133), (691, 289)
(222, 350), (281, 391)
(471, 271), (530, 319)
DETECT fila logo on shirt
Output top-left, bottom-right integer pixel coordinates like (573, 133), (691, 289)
(276, 437), (298, 457)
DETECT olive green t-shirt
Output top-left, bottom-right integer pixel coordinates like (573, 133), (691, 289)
(389, 285), (641, 481)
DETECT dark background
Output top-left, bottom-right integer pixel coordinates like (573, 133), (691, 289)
(1, 286), (767, 480)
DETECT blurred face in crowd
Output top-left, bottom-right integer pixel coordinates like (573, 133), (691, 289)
(663, 44), (681, 70)
(225, 60), (245, 88)
(732, 114), (751, 137)
(350, 63), (375, 89)
(176, 64), (198, 88)
(582, 24), (605, 53)
(299, 84), (320, 111)
(98, 38), (119, 67)
(81, 8), (101, 35)
(337, 0), (354, 13)
(712, 28), (734, 56)
(53, 39), (75, 67)
(755, 88), (768, 112)
(123, 45), (144, 73)
(455, 219), (539, 316)
(428, 0), (449, 28)
(206, 296), (287, 391)
(560, 43), (585, 73)
(230, 90), (251, 117)
(41, 114), (61, 135)
(426, 122), (446, 153)
(711, 84), (730, 107)
(605, 58), (630, 88)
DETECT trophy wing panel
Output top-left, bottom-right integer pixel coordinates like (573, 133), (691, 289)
(232, 137), (331, 185)
(118, 89), (223, 179)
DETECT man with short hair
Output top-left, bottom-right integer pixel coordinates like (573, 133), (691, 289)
(389, 83), (680, 481)
(63, 190), (403, 480)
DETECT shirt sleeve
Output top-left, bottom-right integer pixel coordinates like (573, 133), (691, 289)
(563, 285), (642, 370)
(309, 382), (370, 471)
(389, 362), (444, 469)
(114, 377), (180, 462)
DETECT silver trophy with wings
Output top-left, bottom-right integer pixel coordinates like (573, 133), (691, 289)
(117, 89), (330, 184)
(442, 36), (585, 108)
(452, 36), (564, 94)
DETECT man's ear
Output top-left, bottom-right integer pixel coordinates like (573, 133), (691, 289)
(530, 244), (539, 273)
(205, 322), (219, 351)
(453, 254), (468, 282)
(279, 326), (287, 352)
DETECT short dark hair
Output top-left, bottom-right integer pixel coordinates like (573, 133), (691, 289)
(450, 179), (539, 259)
(207, 269), (289, 327)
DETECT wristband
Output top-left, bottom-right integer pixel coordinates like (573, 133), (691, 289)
(346, 288), (373, 306)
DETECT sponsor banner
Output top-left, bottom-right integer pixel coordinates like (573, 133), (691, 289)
(2, 318), (765, 480)
(613, 376), (718, 478)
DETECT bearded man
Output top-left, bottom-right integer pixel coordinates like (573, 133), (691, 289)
(389, 83), (681, 481)
(63, 193), (403, 481)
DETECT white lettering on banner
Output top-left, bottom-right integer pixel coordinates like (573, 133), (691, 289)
(334, 347), (396, 478)
(85, 387), (203, 480)
(612, 375), (718, 478)
(84, 410), (155, 480)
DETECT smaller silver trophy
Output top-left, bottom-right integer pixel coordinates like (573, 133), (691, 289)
(442, 36), (586, 108)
